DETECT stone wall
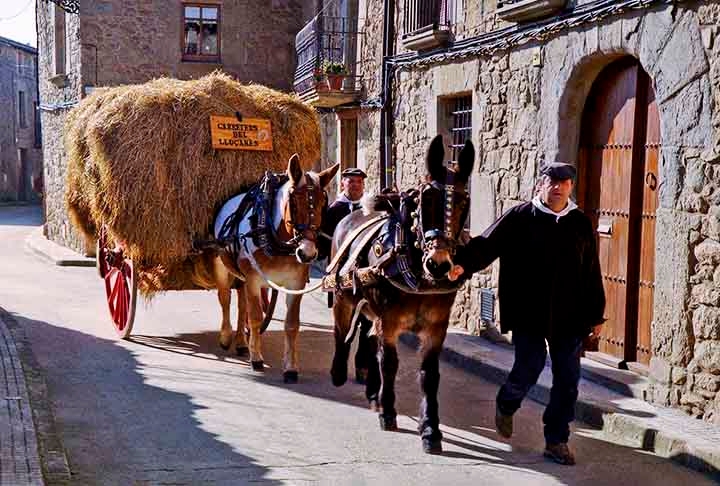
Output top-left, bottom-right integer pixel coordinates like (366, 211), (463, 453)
(38, 4), (84, 249)
(0, 42), (42, 202)
(378, 0), (720, 421)
(79, 0), (306, 91)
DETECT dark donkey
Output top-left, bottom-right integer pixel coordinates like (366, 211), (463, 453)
(327, 135), (475, 454)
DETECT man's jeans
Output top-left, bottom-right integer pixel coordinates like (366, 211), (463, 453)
(496, 332), (583, 445)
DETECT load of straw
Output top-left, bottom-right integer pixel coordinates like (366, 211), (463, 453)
(65, 72), (320, 293)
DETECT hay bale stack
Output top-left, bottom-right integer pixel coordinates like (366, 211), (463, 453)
(65, 72), (320, 292)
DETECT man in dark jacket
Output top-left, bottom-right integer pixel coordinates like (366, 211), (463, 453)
(319, 167), (373, 384)
(449, 162), (605, 466)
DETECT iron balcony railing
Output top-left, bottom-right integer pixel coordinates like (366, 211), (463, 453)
(294, 13), (362, 95)
(402, 0), (453, 38)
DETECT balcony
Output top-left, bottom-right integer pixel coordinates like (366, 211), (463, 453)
(293, 14), (362, 109)
(496, 0), (567, 23)
(402, 0), (454, 52)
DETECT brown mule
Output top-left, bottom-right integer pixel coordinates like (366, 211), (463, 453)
(329, 135), (475, 453)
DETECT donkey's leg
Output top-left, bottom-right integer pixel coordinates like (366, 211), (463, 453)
(378, 336), (399, 431)
(365, 326), (381, 411)
(246, 285), (265, 371)
(214, 259), (234, 351)
(418, 330), (446, 454)
(282, 293), (302, 384)
(330, 295), (354, 387)
(234, 286), (249, 357)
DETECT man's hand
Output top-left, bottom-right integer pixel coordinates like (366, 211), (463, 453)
(591, 324), (603, 337)
(448, 265), (465, 282)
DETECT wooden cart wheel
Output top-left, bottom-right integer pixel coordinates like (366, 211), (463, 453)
(97, 227), (137, 339)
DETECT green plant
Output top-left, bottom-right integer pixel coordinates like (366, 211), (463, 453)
(322, 60), (348, 75)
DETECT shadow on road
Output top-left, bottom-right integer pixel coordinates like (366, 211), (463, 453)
(10, 313), (281, 486)
(134, 326), (716, 485)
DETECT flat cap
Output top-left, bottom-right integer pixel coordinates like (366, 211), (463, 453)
(341, 167), (367, 179)
(540, 162), (576, 180)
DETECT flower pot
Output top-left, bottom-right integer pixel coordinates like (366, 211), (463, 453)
(326, 74), (345, 91)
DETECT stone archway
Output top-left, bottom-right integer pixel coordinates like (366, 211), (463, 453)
(539, 6), (713, 400)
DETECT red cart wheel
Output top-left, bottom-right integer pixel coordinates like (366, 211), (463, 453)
(97, 227), (137, 339)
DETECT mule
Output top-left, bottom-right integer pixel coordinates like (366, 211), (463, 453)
(210, 154), (339, 383)
(328, 135), (474, 453)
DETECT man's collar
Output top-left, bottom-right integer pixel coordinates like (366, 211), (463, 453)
(532, 196), (577, 221)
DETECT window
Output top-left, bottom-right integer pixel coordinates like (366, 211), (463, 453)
(439, 94), (473, 228)
(18, 91), (27, 128)
(448, 95), (472, 163)
(34, 102), (42, 148)
(53, 4), (66, 75)
(182, 4), (220, 61)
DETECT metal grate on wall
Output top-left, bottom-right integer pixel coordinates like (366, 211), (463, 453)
(480, 288), (495, 323)
(449, 95), (472, 163)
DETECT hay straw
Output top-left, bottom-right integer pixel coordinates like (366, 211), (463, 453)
(65, 72), (321, 294)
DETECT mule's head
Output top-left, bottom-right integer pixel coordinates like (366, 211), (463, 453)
(281, 154), (340, 263)
(413, 135), (474, 281)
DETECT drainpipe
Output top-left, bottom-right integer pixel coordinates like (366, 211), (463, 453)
(379, 0), (395, 190)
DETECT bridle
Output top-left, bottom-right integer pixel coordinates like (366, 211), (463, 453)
(411, 169), (470, 257)
(284, 173), (327, 245)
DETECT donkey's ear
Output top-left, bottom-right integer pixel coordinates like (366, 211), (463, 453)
(318, 162), (340, 188)
(426, 135), (446, 183)
(287, 153), (303, 184)
(456, 140), (475, 184)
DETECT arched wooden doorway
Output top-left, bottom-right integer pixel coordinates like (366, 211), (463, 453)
(577, 57), (659, 372)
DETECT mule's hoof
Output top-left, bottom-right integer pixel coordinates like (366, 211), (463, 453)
(422, 437), (443, 455)
(283, 371), (299, 384)
(378, 415), (398, 432)
(236, 346), (249, 357)
(219, 341), (231, 351)
(251, 360), (264, 372)
(355, 368), (368, 385)
(331, 369), (347, 387)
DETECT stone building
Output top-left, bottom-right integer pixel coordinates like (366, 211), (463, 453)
(37, 0), (318, 250)
(0, 36), (42, 202)
(295, 0), (720, 422)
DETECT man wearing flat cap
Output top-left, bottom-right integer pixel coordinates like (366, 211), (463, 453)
(319, 167), (373, 384)
(449, 161), (605, 466)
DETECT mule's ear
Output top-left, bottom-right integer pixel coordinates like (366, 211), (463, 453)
(456, 140), (475, 184)
(287, 153), (303, 184)
(318, 162), (340, 188)
(426, 135), (446, 183)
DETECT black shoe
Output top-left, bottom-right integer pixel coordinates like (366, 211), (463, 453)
(544, 443), (576, 465)
(495, 406), (513, 438)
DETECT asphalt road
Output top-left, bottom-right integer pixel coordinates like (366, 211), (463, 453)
(0, 205), (714, 485)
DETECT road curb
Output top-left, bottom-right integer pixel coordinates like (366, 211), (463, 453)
(24, 228), (94, 268)
(399, 332), (720, 481)
(0, 308), (71, 485)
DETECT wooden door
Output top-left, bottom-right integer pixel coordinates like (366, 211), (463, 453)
(635, 78), (659, 367)
(578, 57), (658, 368)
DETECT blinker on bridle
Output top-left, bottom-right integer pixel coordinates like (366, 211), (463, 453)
(411, 168), (467, 254)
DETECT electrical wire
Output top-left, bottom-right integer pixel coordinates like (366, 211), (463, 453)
(0, 0), (33, 22)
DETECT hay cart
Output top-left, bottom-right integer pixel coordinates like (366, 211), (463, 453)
(94, 228), (271, 339)
(66, 73), (320, 339)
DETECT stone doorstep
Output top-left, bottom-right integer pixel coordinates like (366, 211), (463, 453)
(24, 227), (95, 267)
(399, 330), (720, 481)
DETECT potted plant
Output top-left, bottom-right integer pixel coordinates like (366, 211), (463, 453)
(322, 60), (348, 90)
(313, 69), (328, 92)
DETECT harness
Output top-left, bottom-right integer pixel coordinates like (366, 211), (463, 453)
(321, 183), (469, 297)
(216, 170), (325, 260)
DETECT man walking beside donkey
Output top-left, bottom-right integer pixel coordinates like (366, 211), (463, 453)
(450, 162), (606, 465)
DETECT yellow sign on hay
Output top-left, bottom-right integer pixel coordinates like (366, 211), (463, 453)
(210, 116), (273, 151)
